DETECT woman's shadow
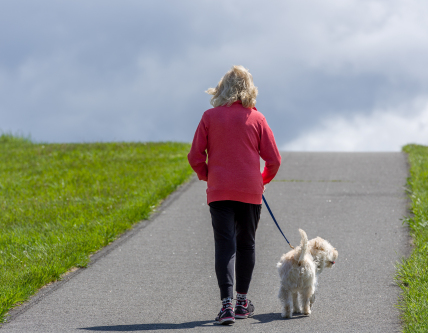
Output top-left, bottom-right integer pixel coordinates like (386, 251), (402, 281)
(79, 313), (305, 331)
(79, 320), (214, 331)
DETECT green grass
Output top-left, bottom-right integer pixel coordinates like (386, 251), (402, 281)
(396, 144), (428, 332)
(0, 133), (193, 322)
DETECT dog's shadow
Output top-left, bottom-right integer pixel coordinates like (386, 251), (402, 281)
(252, 312), (307, 324)
(78, 313), (306, 331)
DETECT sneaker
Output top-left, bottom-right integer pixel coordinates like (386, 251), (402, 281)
(215, 306), (235, 325)
(235, 299), (255, 319)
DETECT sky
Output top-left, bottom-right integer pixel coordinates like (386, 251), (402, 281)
(1, 0), (428, 151)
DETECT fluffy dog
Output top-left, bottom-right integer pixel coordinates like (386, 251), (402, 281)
(276, 229), (338, 318)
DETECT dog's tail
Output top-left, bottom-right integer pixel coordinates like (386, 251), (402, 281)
(298, 229), (308, 264)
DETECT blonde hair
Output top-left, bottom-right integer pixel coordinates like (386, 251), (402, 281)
(206, 65), (258, 108)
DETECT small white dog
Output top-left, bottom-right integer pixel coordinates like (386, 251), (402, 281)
(276, 229), (338, 318)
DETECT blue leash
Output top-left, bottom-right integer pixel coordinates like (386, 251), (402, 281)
(262, 194), (294, 249)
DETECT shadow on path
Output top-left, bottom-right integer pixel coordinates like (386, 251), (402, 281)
(79, 320), (216, 331)
(79, 313), (305, 331)
(251, 312), (306, 324)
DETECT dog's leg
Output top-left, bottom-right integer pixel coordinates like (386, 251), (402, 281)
(293, 292), (301, 314)
(310, 293), (316, 309)
(278, 285), (286, 317)
(278, 286), (288, 318)
(280, 289), (293, 318)
(302, 287), (314, 315)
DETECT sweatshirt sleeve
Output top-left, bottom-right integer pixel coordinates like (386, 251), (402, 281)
(187, 116), (208, 181)
(259, 118), (281, 185)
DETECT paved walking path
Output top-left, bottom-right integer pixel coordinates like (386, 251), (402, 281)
(2, 152), (409, 332)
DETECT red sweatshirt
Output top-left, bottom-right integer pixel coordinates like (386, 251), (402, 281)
(188, 101), (281, 204)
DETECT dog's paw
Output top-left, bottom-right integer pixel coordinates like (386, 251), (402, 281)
(281, 311), (292, 318)
(303, 308), (311, 316)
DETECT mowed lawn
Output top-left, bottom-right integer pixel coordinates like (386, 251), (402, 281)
(0, 134), (193, 322)
(397, 144), (428, 333)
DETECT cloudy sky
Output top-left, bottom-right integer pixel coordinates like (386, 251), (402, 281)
(1, 0), (428, 151)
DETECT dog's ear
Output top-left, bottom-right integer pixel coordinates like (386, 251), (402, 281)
(333, 248), (339, 259)
(311, 237), (325, 251)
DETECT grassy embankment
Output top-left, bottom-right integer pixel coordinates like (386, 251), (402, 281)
(0, 134), (193, 322)
(397, 144), (428, 332)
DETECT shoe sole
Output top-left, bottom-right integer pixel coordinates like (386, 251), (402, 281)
(217, 317), (235, 325)
(235, 313), (254, 319)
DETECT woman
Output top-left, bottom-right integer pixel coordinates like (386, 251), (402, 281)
(188, 65), (281, 325)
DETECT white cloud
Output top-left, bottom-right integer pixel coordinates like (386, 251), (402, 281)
(283, 98), (428, 151)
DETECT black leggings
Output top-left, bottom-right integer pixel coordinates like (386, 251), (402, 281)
(209, 200), (261, 300)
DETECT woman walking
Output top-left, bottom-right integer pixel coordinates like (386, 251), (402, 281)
(188, 65), (281, 325)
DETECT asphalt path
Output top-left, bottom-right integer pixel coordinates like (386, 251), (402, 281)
(2, 152), (410, 332)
